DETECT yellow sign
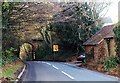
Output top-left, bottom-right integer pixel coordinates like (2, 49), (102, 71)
(53, 45), (59, 51)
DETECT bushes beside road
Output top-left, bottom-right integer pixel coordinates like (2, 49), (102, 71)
(1, 47), (18, 67)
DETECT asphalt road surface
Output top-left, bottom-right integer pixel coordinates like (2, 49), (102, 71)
(22, 61), (119, 82)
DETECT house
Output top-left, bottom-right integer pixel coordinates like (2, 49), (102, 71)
(83, 24), (116, 63)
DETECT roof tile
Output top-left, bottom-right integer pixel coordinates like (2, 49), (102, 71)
(83, 24), (115, 45)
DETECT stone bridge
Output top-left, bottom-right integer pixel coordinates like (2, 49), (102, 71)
(19, 38), (43, 61)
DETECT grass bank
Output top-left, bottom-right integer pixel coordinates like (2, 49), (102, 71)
(0, 59), (24, 82)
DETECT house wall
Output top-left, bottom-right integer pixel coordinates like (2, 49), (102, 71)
(84, 38), (116, 63)
(104, 38), (116, 56)
(84, 40), (108, 63)
(94, 46), (98, 62)
(84, 46), (95, 62)
(109, 38), (116, 56)
(84, 46), (94, 54)
(96, 40), (108, 63)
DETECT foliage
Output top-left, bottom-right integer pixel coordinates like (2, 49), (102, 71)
(2, 29), (20, 51)
(35, 2), (110, 61)
(50, 2), (102, 56)
(52, 22), (80, 48)
(0, 51), (2, 67)
(2, 47), (18, 66)
(2, 2), (21, 66)
(2, 2), (19, 28)
(38, 25), (51, 46)
(2, 2), (21, 51)
(35, 43), (52, 60)
(113, 23), (120, 63)
(104, 56), (117, 71)
(3, 64), (19, 78)
(2, 60), (23, 78)
(1, 2), (110, 61)
(53, 2), (103, 42)
(105, 38), (110, 56)
(74, 3), (101, 42)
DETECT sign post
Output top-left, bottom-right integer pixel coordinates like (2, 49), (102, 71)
(53, 45), (59, 60)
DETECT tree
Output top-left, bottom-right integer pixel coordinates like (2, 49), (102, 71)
(2, 2), (58, 49)
(51, 2), (108, 54)
(2, 2), (62, 61)
(114, 22), (120, 63)
(2, 2), (21, 50)
(2, 2), (18, 49)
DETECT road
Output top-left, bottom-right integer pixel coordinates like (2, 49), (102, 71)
(22, 61), (119, 82)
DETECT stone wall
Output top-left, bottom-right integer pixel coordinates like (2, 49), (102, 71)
(96, 40), (108, 63)
(94, 46), (98, 63)
(84, 45), (95, 62)
(84, 46), (94, 55)
(84, 39), (115, 63)
(109, 38), (116, 56)
(84, 38), (116, 63)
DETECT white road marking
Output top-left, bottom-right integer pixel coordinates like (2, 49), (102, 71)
(61, 71), (74, 80)
(15, 65), (26, 82)
(46, 63), (51, 66)
(64, 63), (68, 64)
(42, 61), (46, 63)
(18, 65), (26, 78)
(52, 65), (59, 70)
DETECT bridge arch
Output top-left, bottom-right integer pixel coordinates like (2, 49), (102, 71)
(19, 38), (44, 61)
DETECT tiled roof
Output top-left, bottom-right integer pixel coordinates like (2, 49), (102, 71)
(83, 24), (115, 46)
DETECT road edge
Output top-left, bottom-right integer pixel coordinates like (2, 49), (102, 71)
(15, 65), (26, 83)
(65, 62), (120, 80)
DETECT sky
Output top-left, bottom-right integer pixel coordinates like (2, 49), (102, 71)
(101, 0), (120, 24)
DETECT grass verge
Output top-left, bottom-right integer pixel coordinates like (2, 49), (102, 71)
(0, 59), (24, 81)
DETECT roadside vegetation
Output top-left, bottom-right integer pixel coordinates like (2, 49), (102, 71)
(1, 60), (23, 81)
(1, 2), (24, 81)
(114, 22), (120, 64)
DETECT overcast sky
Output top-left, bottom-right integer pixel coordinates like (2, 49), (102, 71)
(100, 0), (120, 24)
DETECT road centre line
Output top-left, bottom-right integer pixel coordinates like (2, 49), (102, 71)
(61, 71), (75, 80)
(41, 61), (46, 63)
(52, 65), (59, 70)
(42, 62), (74, 80)
(46, 63), (51, 65)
